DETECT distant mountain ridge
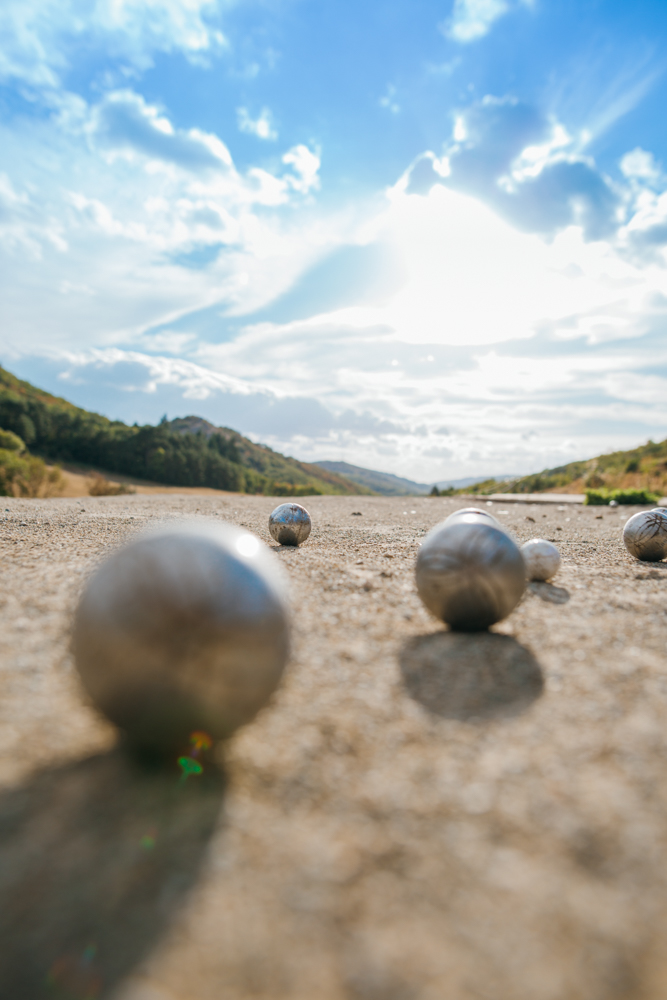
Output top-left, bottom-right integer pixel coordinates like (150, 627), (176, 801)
(315, 461), (431, 496)
(315, 461), (517, 496)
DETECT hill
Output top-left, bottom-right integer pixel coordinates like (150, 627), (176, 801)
(166, 416), (371, 495)
(315, 460), (431, 496)
(314, 461), (519, 496)
(0, 366), (367, 496)
(460, 438), (667, 497)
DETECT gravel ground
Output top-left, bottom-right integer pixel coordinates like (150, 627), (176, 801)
(1, 494), (667, 1000)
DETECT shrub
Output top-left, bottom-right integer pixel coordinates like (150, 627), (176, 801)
(0, 428), (25, 453)
(265, 481), (322, 497)
(0, 449), (64, 497)
(584, 488), (661, 506)
(88, 473), (136, 496)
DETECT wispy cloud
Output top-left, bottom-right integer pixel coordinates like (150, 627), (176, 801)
(442, 0), (531, 44)
(403, 95), (621, 241)
(379, 84), (401, 115)
(91, 90), (233, 171)
(583, 66), (665, 144)
(0, 0), (226, 87)
(237, 107), (278, 141)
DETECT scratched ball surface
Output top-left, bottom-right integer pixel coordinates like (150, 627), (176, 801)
(623, 508), (667, 562)
(72, 521), (290, 753)
(444, 507), (502, 529)
(521, 538), (561, 581)
(416, 521), (526, 631)
(269, 502), (312, 546)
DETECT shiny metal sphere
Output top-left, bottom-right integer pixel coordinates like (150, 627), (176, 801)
(623, 508), (667, 562)
(444, 507), (502, 528)
(269, 502), (312, 546)
(521, 538), (561, 581)
(72, 521), (290, 753)
(416, 521), (526, 631)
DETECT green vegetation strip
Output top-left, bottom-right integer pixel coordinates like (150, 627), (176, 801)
(583, 488), (662, 506)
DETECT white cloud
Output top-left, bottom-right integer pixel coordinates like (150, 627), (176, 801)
(404, 96), (621, 241)
(282, 145), (321, 194)
(250, 184), (663, 351)
(58, 348), (270, 399)
(0, 0), (226, 87)
(621, 147), (663, 185)
(237, 107), (278, 141)
(443, 0), (527, 44)
(379, 84), (400, 115)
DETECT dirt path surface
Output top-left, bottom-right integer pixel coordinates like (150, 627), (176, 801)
(1, 494), (667, 1000)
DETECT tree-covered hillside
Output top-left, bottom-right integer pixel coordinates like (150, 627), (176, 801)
(460, 438), (667, 497)
(0, 367), (368, 496)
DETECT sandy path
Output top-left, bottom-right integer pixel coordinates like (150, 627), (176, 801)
(1, 494), (666, 999)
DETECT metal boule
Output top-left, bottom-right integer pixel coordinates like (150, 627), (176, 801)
(416, 520), (526, 631)
(72, 521), (290, 754)
(623, 509), (667, 562)
(444, 507), (502, 529)
(269, 502), (312, 546)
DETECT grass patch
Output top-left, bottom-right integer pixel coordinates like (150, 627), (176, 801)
(584, 488), (662, 506)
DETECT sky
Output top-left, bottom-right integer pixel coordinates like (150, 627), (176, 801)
(1, 0), (667, 483)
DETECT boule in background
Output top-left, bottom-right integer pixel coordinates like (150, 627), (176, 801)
(269, 502), (312, 546)
(416, 520), (526, 631)
(623, 508), (667, 562)
(444, 506), (502, 529)
(72, 521), (290, 754)
(521, 538), (561, 581)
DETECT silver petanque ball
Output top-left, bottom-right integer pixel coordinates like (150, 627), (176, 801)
(269, 502), (312, 546)
(72, 521), (290, 754)
(623, 508), (667, 562)
(521, 538), (561, 581)
(444, 507), (502, 528)
(416, 521), (526, 631)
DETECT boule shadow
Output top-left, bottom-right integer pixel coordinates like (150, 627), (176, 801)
(528, 581), (570, 605)
(399, 631), (544, 722)
(0, 747), (225, 999)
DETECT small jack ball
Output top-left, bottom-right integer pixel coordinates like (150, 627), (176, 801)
(269, 503), (312, 546)
(521, 538), (561, 581)
(72, 521), (290, 754)
(623, 508), (667, 562)
(416, 521), (526, 631)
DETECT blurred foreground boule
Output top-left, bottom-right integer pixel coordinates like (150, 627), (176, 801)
(269, 502), (312, 546)
(72, 521), (290, 754)
(623, 508), (667, 562)
(416, 521), (526, 631)
(521, 538), (561, 581)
